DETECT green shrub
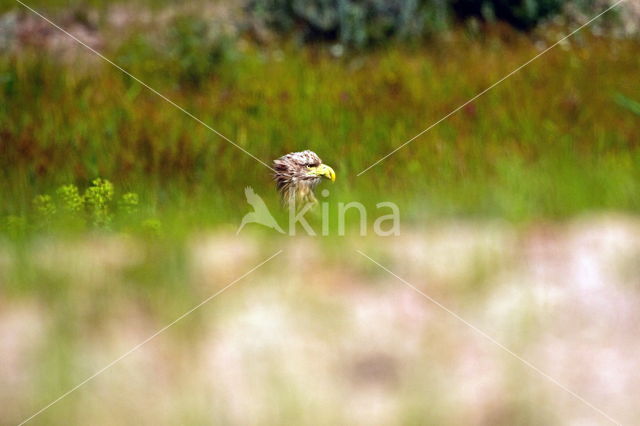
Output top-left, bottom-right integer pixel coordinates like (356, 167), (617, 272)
(32, 195), (57, 225)
(114, 15), (236, 88)
(248, 0), (603, 44)
(119, 192), (140, 215)
(84, 178), (114, 227)
(56, 185), (84, 213)
(247, 0), (451, 47)
(2, 179), (160, 236)
(167, 16), (236, 87)
(452, 0), (566, 30)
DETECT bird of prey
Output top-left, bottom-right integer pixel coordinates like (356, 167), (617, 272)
(273, 150), (336, 208)
(237, 186), (285, 234)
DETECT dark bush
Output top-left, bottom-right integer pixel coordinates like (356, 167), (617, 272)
(116, 15), (236, 88)
(452, 0), (565, 30)
(247, 0), (451, 47)
(167, 16), (235, 88)
(247, 0), (595, 46)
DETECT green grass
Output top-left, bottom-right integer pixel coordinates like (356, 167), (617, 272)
(1, 12), (639, 236)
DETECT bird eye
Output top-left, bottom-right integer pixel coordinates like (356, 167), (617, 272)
(305, 164), (311, 168)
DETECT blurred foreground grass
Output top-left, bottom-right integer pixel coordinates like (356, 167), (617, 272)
(2, 216), (640, 424)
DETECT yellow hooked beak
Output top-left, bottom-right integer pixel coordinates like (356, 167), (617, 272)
(309, 164), (336, 182)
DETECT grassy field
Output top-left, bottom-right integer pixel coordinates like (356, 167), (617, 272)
(1, 9), (639, 235)
(1, 3), (640, 425)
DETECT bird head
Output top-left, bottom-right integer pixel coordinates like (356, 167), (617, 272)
(273, 150), (336, 206)
(305, 163), (336, 182)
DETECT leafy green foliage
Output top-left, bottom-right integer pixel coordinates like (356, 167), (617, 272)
(32, 195), (57, 225)
(452, 0), (566, 30)
(2, 179), (159, 236)
(166, 16), (236, 88)
(113, 15), (236, 89)
(119, 192), (140, 215)
(248, 0), (451, 47)
(84, 178), (115, 227)
(56, 185), (84, 213)
(247, 0), (603, 45)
